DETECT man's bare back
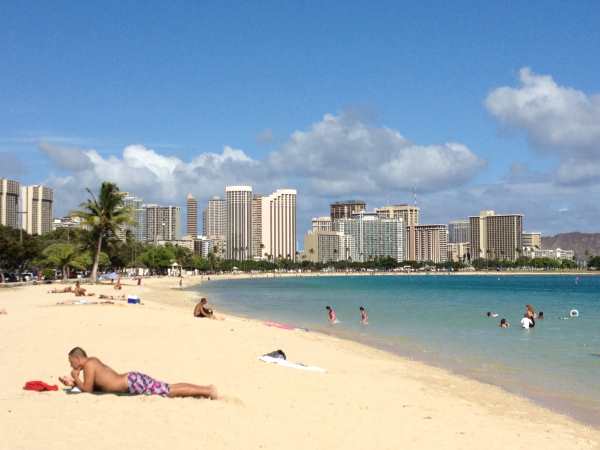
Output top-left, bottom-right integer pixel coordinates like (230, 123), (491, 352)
(60, 356), (128, 393)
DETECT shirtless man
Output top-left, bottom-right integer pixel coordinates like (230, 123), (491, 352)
(59, 347), (217, 399)
(193, 298), (214, 318)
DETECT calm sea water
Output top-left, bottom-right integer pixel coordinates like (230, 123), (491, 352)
(195, 274), (600, 425)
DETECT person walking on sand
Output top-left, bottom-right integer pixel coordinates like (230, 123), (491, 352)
(326, 306), (338, 324)
(179, 275), (183, 288)
(59, 347), (217, 399)
(359, 306), (368, 325)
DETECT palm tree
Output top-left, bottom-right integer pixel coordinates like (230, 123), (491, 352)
(71, 182), (132, 282)
(43, 243), (88, 281)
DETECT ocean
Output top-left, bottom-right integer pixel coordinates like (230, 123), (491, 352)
(194, 274), (600, 425)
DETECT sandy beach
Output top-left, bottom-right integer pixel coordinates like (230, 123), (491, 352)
(1, 276), (599, 450)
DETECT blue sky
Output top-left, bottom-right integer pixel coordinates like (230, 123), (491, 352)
(1, 1), (600, 234)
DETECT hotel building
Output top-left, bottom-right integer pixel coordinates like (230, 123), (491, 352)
(261, 189), (297, 261)
(470, 210), (523, 261)
(145, 204), (181, 242)
(226, 186), (253, 260)
(407, 224), (448, 263)
(522, 232), (542, 249)
(0, 178), (20, 229)
(334, 214), (405, 262)
(303, 230), (354, 263)
(330, 200), (366, 220)
(311, 216), (332, 232)
(448, 219), (470, 244)
(186, 193), (198, 237)
(20, 185), (53, 235)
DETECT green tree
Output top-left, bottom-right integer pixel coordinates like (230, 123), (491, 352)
(139, 246), (175, 274)
(43, 243), (87, 281)
(71, 182), (133, 282)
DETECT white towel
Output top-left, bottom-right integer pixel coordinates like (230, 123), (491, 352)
(258, 355), (326, 373)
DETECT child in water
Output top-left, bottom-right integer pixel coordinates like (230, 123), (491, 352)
(359, 306), (368, 325)
(325, 306), (338, 324)
(499, 318), (510, 328)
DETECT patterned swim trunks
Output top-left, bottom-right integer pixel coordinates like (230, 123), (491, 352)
(127, 372), (170, 396)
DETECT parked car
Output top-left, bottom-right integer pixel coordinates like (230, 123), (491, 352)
(20, 272), (34, 281)
(2, 272), (19, 282)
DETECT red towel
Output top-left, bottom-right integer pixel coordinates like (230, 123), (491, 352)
(23, 380), (59, 391)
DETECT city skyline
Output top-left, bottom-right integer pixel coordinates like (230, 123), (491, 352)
(1, 3), (600, 235)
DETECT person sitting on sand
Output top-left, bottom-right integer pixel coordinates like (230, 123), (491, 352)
(114, 277), (122, 290)
(499, 318), (510, 328)
(193, 298), (214, 318)
(326, 306), (337, 324)
(59, 347), (217, 399)
(359, 306), (368, 325)
(48, 286), (73, 294)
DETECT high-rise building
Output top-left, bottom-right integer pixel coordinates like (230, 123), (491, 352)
(261, 189), (297, 260)
(144, 204), (181, 242)
(334, 214), (405, 262)
(470, 210), (523, 261)
(376, 204), (420, 259)
(407, 224), (448, 263)
(522, 232), (541, 249)
(303, 230), (354, 263)
(448, 219), (470, 244)
(0, 178), (20, 229)
(20, 185), (53, 235)
(186, 193), (198, 238)
(251, 194), (263, 259)
(376, 204), (420, 226)
(53, 216), (85, 231)
(203, 197), (226, 237)
(330, 200), (366, 220)
(311, 216), (332, 232)
(226, 186), (253, 260)
(118, 193), (145, 241)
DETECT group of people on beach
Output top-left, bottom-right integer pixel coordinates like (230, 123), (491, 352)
(487, 304), (544, 329)
(325, 305), (368, 325)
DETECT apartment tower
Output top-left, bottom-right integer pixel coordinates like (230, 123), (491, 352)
(144, 204), (181, 242)
(448, 219), (470, 244)
(0, 178), (20, 229)
(330, 200), (366, 220)
(470, 210), (523, 260)
(251, 194), (263, 259)
(186, 193), (198, 237)
(226, 186), (253, 260)
(261, 189), (297, 260)
(203, 197), (226, 237)
(407, 224), (448, 263)
(20, 185), (53, 235)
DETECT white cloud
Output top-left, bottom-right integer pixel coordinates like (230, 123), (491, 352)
(270, 113), (485, 193)
(486, 68), (600, 185)
(42, 113), (485, 220)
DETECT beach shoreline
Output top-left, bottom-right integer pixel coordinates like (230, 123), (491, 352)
(1, 276), (599, 450)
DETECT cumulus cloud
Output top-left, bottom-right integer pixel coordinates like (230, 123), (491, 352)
(270, 113), (485, 193)
(42, 113), (485, 221)
(486, 68), (600, 185)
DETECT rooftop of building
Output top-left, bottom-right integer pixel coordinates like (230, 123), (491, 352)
(331, 200), (366, 205)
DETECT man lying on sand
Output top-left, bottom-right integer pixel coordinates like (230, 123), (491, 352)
(48, 287), (73, 293)
(59, 347), (217, 399)
(98, 294), (126, 300)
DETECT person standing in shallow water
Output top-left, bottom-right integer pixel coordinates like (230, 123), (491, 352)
(359, 306), (368, 325)
(326, 306), (337, 324)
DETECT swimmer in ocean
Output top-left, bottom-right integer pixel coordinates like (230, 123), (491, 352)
(499, 318), (510, 328)
(326, 305), (338, 324)
(486, 312), (499, 318)
(359, 306), (368, 325)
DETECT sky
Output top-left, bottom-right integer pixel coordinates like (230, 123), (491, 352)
(1, 1), (600, 235)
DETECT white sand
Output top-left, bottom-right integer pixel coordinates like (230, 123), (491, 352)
(0, 277), (598, 450)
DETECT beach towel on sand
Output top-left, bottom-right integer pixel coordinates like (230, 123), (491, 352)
(23, 381), (58, 391)
(258, 355), (326, 373)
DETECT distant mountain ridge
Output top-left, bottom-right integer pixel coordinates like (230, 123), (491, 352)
(541, 232), (600, 257)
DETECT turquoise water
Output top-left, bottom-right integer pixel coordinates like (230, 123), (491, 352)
(195, 275), (600, 424)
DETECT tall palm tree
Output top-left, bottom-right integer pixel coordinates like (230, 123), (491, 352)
(71, 182), (132, 282)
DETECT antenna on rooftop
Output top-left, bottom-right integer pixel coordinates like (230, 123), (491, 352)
(412, 187), (418, 206)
